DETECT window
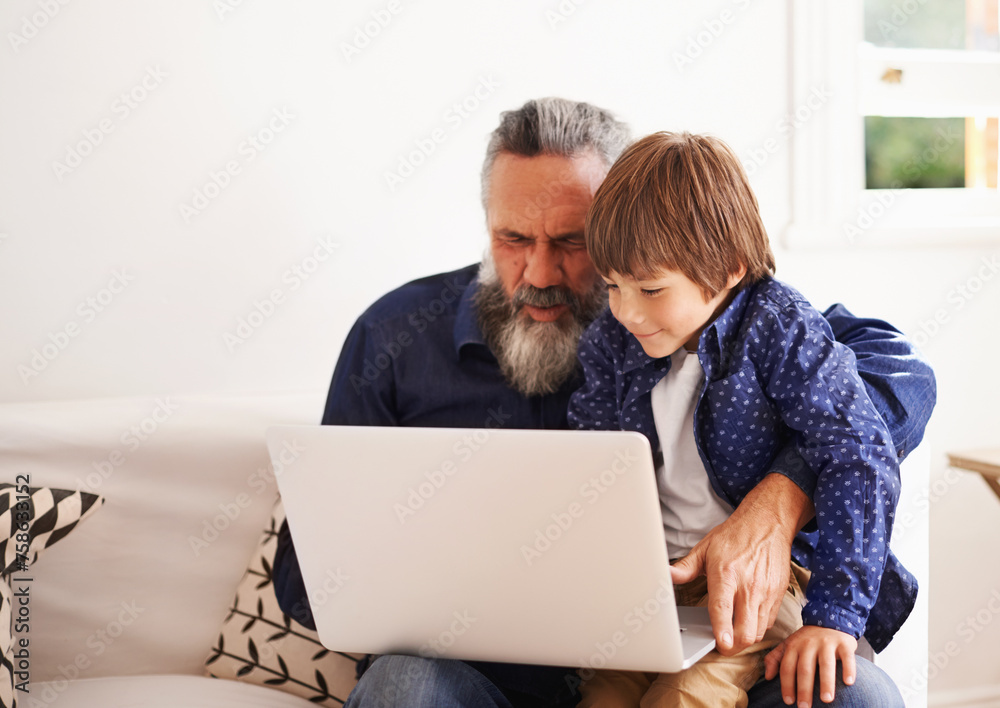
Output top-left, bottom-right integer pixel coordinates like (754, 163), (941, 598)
(786, 0), (1000, 247)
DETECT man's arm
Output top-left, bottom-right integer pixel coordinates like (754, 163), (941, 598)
(273, 521), (317, 629)
(823, 303), (937, 461)
(671, 471), (812, 653)
(273, 315), (400, 628)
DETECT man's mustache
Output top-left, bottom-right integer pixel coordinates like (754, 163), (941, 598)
(511, 285), (576, 312)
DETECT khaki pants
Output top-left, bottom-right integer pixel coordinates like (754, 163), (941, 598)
(577, 564), (810, 708)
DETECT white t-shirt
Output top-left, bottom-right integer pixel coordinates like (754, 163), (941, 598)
(650, 348), (733, 559)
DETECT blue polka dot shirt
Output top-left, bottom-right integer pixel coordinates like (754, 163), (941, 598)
(569, 277), (911, 648)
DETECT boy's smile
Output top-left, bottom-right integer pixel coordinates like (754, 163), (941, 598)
(603, 267), (744, 358)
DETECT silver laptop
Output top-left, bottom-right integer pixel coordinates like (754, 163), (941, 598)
(267, 424), (716, 673)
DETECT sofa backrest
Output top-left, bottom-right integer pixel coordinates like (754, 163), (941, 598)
(0, 393), (322, 682)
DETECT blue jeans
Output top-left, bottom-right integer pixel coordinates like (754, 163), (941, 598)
(344, 655), (904, 707)
(345, 656), (516, 708)
(746, 657), (905, 708)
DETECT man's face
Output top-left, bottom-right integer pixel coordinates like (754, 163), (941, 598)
(475, 151), (609, 397)
(486, 152), (608, 324)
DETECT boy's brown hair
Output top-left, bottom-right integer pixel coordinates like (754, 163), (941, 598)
(585, 131), (775, 299)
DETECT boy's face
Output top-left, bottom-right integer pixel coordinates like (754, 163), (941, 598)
(602, 268), (742, 358)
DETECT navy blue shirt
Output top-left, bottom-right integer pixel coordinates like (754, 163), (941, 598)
(319, 264), (577, 431)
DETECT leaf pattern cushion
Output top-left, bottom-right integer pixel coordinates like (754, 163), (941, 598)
(205, 500), (363, 706)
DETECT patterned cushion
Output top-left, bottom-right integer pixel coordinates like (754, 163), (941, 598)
(0, 483), (104, 708)
(0, 583), (13, 708)
(205, 500), (363, 706)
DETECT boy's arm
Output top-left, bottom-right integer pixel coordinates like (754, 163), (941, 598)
(575, 316), (816, 655)
(678, 307), (929, 655)
(755, 299), (901, 640)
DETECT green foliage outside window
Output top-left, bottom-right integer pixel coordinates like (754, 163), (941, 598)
(865, 116), (966, 188)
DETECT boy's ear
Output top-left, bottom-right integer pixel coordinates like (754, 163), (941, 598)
(725, 264), (748, 289)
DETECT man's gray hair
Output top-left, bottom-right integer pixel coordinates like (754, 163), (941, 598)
(480, 97), (632, 210)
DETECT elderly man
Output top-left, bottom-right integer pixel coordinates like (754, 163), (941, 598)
(274, 98), (934, 708)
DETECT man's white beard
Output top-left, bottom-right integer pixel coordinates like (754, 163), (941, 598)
(475, 254), (606, 397)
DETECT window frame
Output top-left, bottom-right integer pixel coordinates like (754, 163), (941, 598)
(784, 0), (1000, 249)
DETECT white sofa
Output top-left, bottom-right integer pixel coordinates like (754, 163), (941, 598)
(0, 393), (929, 707)
(0, 393), (327, 708)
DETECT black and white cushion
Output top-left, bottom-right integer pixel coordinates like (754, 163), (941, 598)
(0, 483), (104, 708)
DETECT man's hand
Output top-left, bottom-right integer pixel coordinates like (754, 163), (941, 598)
(669, 473), (813, 655)
(764, 626), (857, 707)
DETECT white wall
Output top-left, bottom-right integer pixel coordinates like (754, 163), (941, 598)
(2, 0), (998, 703)
(0, 0), (793, 402)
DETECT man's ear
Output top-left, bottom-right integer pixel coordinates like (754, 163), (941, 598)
(725, 264), (748, 289)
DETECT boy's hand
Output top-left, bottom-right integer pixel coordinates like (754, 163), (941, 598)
(764, 626), (857, 707)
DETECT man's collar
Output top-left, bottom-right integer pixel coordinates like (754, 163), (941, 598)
(453, 275), (489, 357)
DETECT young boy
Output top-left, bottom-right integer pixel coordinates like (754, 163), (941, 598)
(568, 132), (906, 708)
